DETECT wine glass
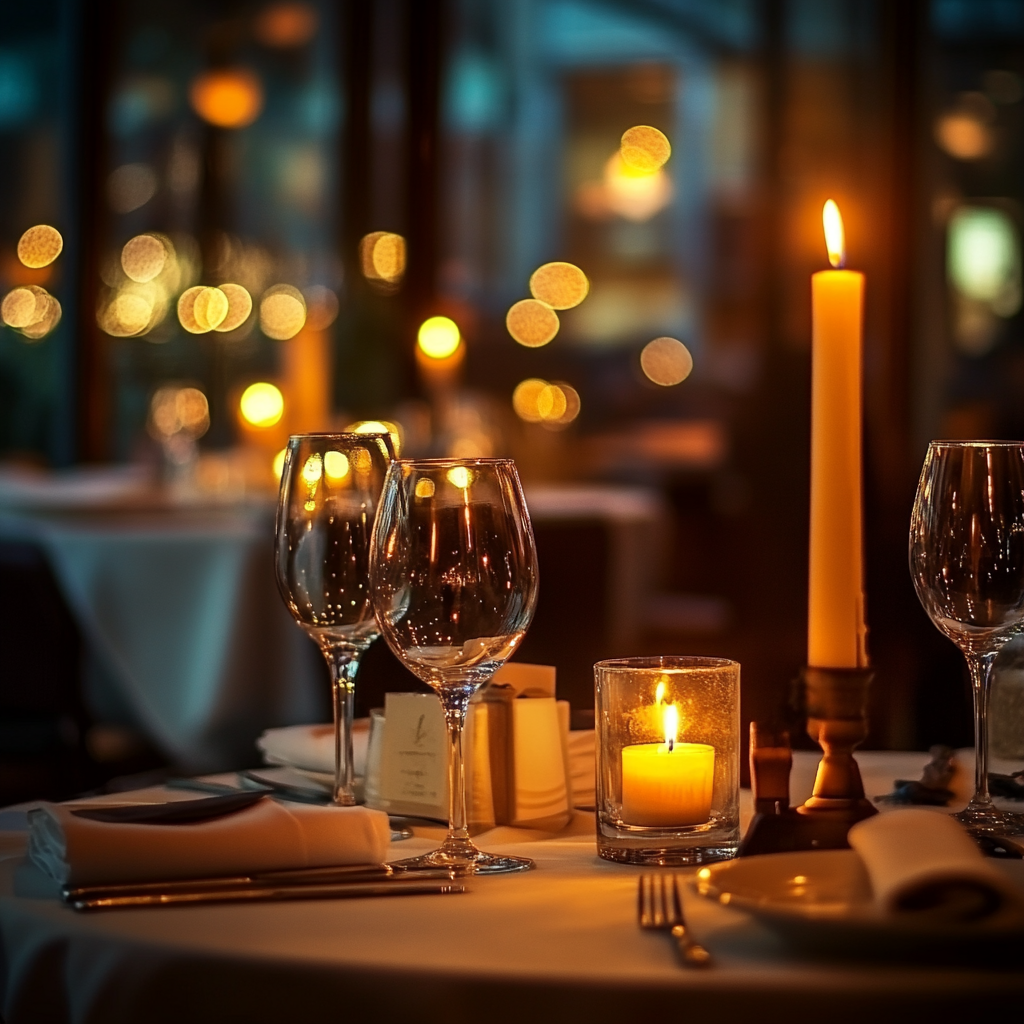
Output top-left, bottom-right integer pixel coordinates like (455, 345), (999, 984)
(275, 432), (393, 805)
(909, 440), (1024, 834)
(369, 458), (539, 873)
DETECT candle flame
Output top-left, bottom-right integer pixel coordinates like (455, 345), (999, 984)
(822, 200), (845, 268)
(654, 680), (666, 704)
(663, 704), (679, 750)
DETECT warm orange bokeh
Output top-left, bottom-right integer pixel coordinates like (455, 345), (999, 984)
(190, 69), (264, 129)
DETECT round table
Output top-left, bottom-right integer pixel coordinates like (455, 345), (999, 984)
(2, 752), (1023, 1023)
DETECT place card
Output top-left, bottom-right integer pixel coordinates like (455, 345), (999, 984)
(376, 693), (448, 820)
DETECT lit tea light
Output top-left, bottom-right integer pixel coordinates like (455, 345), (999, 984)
(620, 702), (715, 827)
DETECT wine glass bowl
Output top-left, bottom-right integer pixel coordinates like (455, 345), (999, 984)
(275, 432), (393, 805)
(370, 458), (539, 873)
(909, 440), (1024, 833)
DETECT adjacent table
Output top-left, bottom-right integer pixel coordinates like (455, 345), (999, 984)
(2, 752), (1022, 1023)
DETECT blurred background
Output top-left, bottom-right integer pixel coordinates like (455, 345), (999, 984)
(2, 0), (1024, 800)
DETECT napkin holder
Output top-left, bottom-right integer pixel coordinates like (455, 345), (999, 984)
(364, 664), (572, 833)
(739, 666), (877, 856)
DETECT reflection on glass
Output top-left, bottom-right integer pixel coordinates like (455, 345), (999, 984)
(910, 441), (1024, 835)
(370, 458), (539, 873)
(275, 432), (394, 804)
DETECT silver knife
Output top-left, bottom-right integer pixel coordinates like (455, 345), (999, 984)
(63, 865), (455, 903)
(71, 878), (465, 912)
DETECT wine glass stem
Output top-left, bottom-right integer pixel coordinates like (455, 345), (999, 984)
(441, 693), (472, 843)
(323, 645), (362, 806)
(967, 650), (997, 809)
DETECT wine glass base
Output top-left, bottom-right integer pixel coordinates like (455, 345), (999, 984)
(953, 806), (1024, 836)
(391, 838), (535, 875)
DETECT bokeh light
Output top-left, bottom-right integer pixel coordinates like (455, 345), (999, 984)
(506, 298), (559, 347)
(239, 382), (284, 427)
(417, 315), (461, 359)
(415, 478), (435, 499)
(255, 3), (318, 47)
(193, 286), (229, 331)
(324, 450), (350, 480)
(345, 419), (402, 455)
(948, 206), (1021, 315)
(640, 337), (694, 386)
(108, 291), (153, 335)
(121, 234), (167, 283)
(619, 125), (671, 173)
(360, 231), (407, 288)
(215, 283), (253, 332)
(17, 225), (63, 268)
(529, 262), (589, 310)
(149, 386), (210, 439)
(302, 453), (322, 484)
(512, 378), (549, 422)
(447, 466), (472, 489)
(303, 285), (339, 330)
(108, 163), (159, 213)
(512, 378), (580, 427)
(934, 94), (995, 161)
(177, 286), (207, 334)
(601, 153), (672, 221)
(190, 68), (264, 129)
(2, 287), (43, 328)
(2, 285), (60, 340)
(260, 284), (306, 339)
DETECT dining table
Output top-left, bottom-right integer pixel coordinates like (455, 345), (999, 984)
(1, 750), (1022, 1023)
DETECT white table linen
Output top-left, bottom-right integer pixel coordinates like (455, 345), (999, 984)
(2, 752), (1023, 1023)
(0, 507), (324, 771)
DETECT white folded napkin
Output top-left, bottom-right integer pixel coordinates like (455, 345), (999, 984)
(257, 721), (370, 776)
(27, 799), (391, 886)
(849, 808), (1024, 923)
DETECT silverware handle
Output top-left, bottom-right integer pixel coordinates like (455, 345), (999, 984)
(72, 879), (465, 911)
(670, 925), (713, 968)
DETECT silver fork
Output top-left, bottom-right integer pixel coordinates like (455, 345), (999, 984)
(637, 873), (713, 968)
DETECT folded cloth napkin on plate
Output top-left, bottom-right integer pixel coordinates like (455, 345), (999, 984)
(27, 799), (390, 887)
(257, 721), (370, 776)
(849, 808), (1024, 923)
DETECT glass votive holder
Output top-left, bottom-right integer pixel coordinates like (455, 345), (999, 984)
(595, 656), (740, 865)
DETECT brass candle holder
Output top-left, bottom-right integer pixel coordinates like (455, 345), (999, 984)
(739, 666), (876, 856)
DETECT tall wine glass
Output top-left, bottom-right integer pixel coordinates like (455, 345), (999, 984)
(275, 432), (393, 805)
(369, 458), (539, 873)
(909, 440), (1024, 834)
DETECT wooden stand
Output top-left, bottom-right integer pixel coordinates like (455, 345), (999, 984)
(739, 666), (876, 856)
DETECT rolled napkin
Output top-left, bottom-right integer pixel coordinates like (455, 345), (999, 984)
(27, 799), (390, 887)
(848, 808), (1024, 924)
(257, 720), (370, 776)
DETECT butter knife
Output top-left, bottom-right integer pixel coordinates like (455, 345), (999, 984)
(63, 865), (454, 903)
(71, 878), (465, 912)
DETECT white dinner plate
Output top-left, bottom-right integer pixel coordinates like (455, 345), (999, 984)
(695, 850), (1024, 959)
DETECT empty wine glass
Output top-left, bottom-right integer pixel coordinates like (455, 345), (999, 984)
(369, 458), (539, 873)
(275, 432), (393, 805)
(909, 440), (1024, 834)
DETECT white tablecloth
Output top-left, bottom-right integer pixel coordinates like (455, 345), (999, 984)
(1, 752), (1022, 1022)
(0, 507), (324, 771)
